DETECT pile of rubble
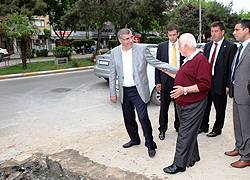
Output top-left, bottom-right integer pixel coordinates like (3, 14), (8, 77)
(0, 157), (94, 180)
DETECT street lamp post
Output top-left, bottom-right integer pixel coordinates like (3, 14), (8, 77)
(199, 0), (202, 43)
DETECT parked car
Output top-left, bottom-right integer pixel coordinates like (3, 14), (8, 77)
(196, 43), (205, 53)
(94, 44), (161, 105)
(0, 48), (8, 55)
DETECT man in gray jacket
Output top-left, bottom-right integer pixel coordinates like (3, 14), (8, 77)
(109, 28), (178, 157)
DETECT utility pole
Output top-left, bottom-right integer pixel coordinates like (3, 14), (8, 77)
(199, 0), (202, 43)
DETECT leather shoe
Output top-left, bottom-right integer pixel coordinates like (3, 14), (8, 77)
(159, 132), (165, 140)
(206, 131), (221, 137)
(189, 158), (200, 167)
(198, 129), (208, 134)
(148, 147), (156, 157)
(163, 164), (186, 174)
(230, 160), (250, 168)
(122, 141), (140, 148)
(225, 150), (239, 156)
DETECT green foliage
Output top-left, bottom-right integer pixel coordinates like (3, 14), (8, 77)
(0, 0), (46, 18)
(27, 49), (36, 58)
(146, 37), (169, 44)
(72, 39), (95, 52)
(43, 29), (51, 39)
(0, 58), (95, 76)
(52, 46), (72, 58)
(107, 40), (117, 49)
(36, 49), (48, 57)
(240, 10), (250, 20)
(0, 12), (40, 40)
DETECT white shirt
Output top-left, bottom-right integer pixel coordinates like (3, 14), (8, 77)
(231, 38), (250, 84)
(168, 40), (181, 68)
(209, 37), (224, 75)
(121, 47), (135, 87)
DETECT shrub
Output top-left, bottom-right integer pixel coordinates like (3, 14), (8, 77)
(72, 39), (95, 54)
(107, 40), (117, 49)
(27, 49), (35, 58)
(36, 49), (48, 57)
(146, 37), (169, 44)
(52, 46), (72, 59)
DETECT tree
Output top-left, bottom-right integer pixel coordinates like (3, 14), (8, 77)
(68, 0), (110, 51)
(0, 13), (40, 69)
(0, 0), (46, 19)
(44, 0), (78, 46)
(168, 3), (207, 41)
(128, 0), (174, 42)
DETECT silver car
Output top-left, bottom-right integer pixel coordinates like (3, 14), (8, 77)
(94, 44), (161, 105)
(196, 43), (205, 53)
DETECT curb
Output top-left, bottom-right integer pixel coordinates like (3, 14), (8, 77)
(0, 66), (94, 80)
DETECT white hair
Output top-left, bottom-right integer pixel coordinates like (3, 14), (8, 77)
(179, 33), (196, 49)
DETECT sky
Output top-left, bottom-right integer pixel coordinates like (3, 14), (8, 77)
(219, 0), (250, 12)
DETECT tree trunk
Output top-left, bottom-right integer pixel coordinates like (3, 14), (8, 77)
(21, 39), (27, 69)
(96, 15), (103, 52)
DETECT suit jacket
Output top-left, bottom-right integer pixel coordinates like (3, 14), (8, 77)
(203, 39), (237, 95)
(155, 41), (185, 88)
(109, 43), (178, 104)
(229, 42), (250, 105)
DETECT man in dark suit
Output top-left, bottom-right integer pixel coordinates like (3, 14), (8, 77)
(225, 19), (250, 168)
(155, 24), (185, 140)
(199, 21), (237, 137)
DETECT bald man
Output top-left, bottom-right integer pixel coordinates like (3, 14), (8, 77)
(162, 33), (211, 174)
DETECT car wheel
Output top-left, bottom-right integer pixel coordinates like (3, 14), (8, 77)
(151, 87), (161, 106)
(104, 78), (109, 82)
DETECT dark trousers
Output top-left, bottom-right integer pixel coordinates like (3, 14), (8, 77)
(174, 97), (207, 168)
(158, 78), (179, 133)
(122, 86), (156, 148)
(201, 78), (227, 133)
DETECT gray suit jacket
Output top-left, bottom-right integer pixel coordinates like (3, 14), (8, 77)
(109, 43), (178, 104)
(230, 42), (250, 105)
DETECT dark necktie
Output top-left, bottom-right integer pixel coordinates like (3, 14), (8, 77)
(210, 43), (218, 70)
(231, 44), (243, 83)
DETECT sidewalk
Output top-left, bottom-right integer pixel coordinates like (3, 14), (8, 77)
(0, 52), (95, 79)
(0, 52), (93, 68)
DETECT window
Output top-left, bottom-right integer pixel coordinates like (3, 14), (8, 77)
(34, 19), (45, 27)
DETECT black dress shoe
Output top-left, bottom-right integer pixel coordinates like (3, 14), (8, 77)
(122, 141), (140, 148)
(198, 129), (208, 134)
(206, 131), (221, 137)
(159, 132), (165, 140)
(148, 147), (156, 157)
(163, 164), (186, 174)
(189, 158), (200, 167)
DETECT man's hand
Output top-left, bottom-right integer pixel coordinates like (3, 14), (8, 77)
(156, 84), (161, 91)
(226, 87), (229, 95)
(170, 86), (184, 99)
(160, 68), (176, 79)
(110, 96), (117, 103)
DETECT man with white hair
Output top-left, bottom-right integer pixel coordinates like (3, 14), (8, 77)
(162, 33), (211, 174)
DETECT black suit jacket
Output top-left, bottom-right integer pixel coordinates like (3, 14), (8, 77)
(155, 41), (185, 88)
(203, 39), (237, 95)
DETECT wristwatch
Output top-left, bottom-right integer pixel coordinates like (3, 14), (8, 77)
(183, 87), (187, 95)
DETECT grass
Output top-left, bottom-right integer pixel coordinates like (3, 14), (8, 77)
(0, 58), (95, 75)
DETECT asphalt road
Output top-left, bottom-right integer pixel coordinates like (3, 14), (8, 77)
(0, 70), (250, 179)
